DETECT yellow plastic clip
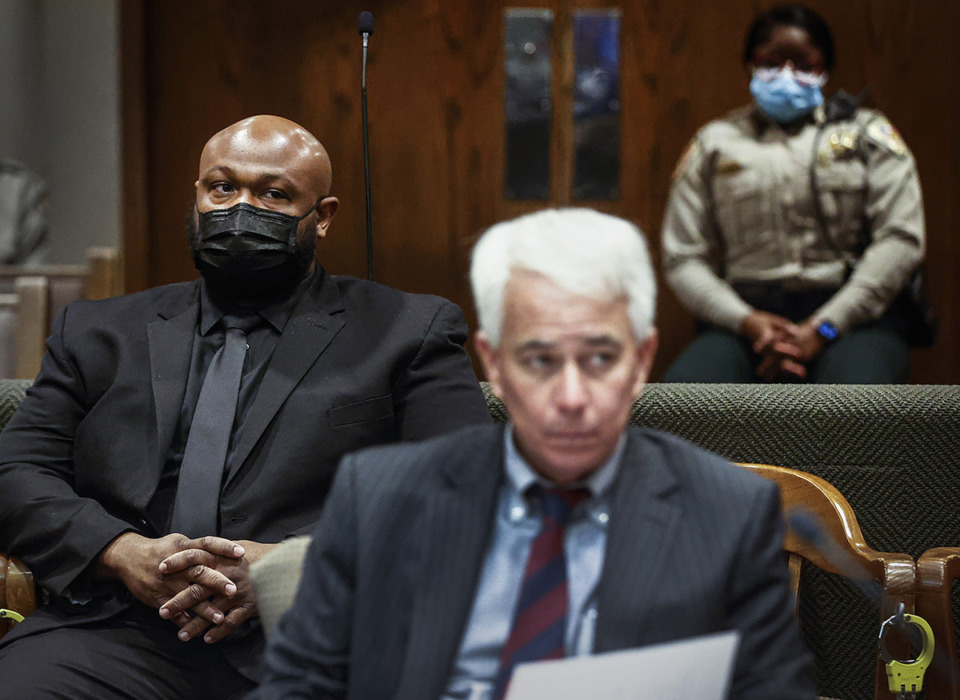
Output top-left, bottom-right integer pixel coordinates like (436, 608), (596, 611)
(0, 608), (25, 624)
(879, 607), (935, 696)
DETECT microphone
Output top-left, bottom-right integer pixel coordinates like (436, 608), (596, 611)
(358, 11), (374, 41)
(358, 11), (375, 281)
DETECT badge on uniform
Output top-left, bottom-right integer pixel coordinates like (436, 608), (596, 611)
(866, 118), (907, 157)
(827, 131), (858, 160)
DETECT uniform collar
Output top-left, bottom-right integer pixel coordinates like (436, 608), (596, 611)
(751, 102), (825, 135)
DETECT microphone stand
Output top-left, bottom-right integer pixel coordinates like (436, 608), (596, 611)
(359, 13), (374, 281)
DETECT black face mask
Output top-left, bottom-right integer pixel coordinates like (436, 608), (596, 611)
(192, 202), (318, 299)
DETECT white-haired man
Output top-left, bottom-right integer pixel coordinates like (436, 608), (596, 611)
(254, 208), (815, 699)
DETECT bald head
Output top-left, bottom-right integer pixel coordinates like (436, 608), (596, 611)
(194, 115), (339, 246)
(199, 115), (332, 198)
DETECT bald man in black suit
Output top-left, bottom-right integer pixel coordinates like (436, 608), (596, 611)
(0, 115), (490, 698)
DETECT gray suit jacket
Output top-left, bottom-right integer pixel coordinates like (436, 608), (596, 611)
(255, 424), (815, 699)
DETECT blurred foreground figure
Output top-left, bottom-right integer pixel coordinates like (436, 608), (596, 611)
(256, 208), (815, 700)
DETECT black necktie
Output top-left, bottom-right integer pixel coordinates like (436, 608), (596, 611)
(170, 315), (257, 537)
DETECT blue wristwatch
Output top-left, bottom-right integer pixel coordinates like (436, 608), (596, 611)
(816, 321), (839, 343)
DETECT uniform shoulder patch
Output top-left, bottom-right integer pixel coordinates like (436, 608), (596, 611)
(865, 117), (907, 157)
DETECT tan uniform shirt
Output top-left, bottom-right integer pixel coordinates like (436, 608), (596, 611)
(661, 105), (925, 333)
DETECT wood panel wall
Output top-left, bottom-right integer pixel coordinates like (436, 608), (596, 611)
(121, 0), (960, 383)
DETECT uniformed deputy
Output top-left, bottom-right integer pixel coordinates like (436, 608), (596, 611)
(661, 3), (925, 383)
(0, 159), (48, 265)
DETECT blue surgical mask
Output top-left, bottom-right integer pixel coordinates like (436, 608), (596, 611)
(750, 65), (825, 124)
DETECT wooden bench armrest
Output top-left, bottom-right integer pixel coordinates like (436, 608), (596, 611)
(739, 463), (916, 601)
(0, 553), (36, 639)
(917, 548), (960, 700)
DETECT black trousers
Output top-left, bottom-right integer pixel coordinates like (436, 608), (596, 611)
(663, 285), (911, 384)
(0, 604), (256, 699)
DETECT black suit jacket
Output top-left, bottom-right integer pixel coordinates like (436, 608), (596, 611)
(0, 269), (490, 632)
(256, 424), (815, 700)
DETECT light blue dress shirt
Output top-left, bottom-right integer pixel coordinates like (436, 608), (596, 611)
(441, 424), (625, 700)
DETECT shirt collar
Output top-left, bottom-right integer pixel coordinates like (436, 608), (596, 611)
(751, 103), (824, 135)
(502, 422), (626, 500)
(199, 267), (316, 335)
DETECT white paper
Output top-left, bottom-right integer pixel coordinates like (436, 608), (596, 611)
(505, 631), (740, 700)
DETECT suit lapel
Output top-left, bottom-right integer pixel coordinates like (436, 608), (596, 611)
(594, 429), (682, 651)
(224, 273), (345, 484)
(396, 429), (504, 700)
(147, 291), (200, 474)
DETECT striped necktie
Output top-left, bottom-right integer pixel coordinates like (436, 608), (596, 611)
(492, 484), (590, 700)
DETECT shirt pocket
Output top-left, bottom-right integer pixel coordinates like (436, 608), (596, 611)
(712, 166), (767, 257)
(327, 394), (394, 427)
(815, 161), (867, 251)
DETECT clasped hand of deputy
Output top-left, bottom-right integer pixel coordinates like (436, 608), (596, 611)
(97, 532), (276, 644)
(741, 311), (826, 381)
